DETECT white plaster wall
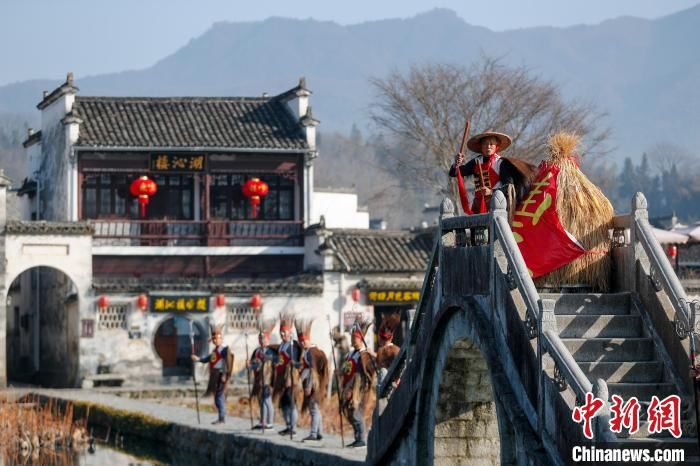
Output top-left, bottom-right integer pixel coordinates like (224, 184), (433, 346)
(40, 93), (75, 132)
(310, 191), (370, 229)
(26, 144), (42, 179)
(38, 94), (74, 221)
(81, 294), (346, 383)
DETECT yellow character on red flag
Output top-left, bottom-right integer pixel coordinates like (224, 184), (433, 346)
(512, 162), (586, 277)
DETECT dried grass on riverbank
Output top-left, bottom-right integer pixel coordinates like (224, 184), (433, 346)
(0, 396), (89, 464)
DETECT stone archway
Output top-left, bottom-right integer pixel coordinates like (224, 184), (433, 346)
(4, 266), (82, 387)
(416, 305), (516, 466)
(0, 226), (93, 387)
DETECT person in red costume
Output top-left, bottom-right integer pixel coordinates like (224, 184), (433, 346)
(449, 130), (536, 214)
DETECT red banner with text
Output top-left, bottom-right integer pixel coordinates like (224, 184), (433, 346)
(511, 163), (586, 278)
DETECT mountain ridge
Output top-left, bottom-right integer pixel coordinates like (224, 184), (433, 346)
(1, 5), (698, 160)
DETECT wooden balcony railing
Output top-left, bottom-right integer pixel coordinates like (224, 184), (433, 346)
(90, 220), (304, 247)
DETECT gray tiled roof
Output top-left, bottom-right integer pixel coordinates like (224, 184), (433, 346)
(72, 96), (308, 150)
(325, 229), (434, 273)
(93, 273), (323, 295)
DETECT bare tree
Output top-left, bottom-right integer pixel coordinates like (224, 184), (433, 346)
(369, 57), (610, 196)
(647, 142), (697, 173)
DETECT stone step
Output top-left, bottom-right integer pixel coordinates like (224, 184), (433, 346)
(541, 292), (631, 315)
(578, 361), (664, 383)
(557, 315), (643, 338)
(563, 338), (655, 362)
(615, 420), (696, 440)
(606, 382), (678, 401)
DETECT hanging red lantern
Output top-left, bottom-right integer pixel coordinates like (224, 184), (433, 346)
(242, 177), (269, 219)
(136, 294), (148, 311)
(215, 294), (226, 308)
(97, 295), (109, 310)
(130, 175), (158, 218)
(668, 245), (678, 259)
(351, 287), (361, 303)
(250, 293), (263, 309)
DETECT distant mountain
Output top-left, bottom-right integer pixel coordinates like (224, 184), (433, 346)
(1, 6), (698, 161)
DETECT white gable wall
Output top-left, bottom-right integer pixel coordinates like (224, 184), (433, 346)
(311, 191), (369, 229)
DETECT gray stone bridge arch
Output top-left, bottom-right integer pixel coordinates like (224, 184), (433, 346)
(415, 304), (511, 465)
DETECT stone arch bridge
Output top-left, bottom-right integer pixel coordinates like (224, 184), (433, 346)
(367, 192), (699, 465)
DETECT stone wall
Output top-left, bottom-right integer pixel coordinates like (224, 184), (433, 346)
(433, 339), (500, 466)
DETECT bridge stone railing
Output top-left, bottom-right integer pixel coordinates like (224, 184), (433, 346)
(617, 193), (696, 422)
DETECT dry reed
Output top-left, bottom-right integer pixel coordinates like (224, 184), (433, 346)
(0, 395), (88, 464)
(534, 132), (613, 291)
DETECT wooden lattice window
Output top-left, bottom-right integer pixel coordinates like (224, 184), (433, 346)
(98, 305), (128, 330)
(226, 306), (259, 331)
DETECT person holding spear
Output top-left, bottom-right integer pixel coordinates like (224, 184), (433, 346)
(191, 324), (234, 425)
(248, 319), (277, 431)
(295, 318), (329, 442)
(340, 317), (376, 448)
(273, 313), (302, 437)
(327, 316), (346, 447)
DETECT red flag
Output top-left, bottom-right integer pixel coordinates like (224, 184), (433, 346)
(511, 162), (586, 278)
(455, 165), (473, 215)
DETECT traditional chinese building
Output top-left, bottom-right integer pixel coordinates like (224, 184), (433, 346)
(3, 73), (431, 387)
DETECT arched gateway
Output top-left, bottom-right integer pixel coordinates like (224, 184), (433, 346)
(0, 220), (93, 387)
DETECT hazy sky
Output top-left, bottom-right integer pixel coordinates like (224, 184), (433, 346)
(1, 0), (697, 86)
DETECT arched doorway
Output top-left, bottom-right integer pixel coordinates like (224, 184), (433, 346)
(5, 266), (80, 387)
(154, 316), (207, 377)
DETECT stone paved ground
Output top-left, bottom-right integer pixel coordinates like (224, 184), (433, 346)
(2, 388), (366, 465)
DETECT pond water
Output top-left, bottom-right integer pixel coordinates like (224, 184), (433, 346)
(1, 438), (200, 466)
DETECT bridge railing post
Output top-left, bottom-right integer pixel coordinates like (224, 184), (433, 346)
(538, 298), (556, 438)
(490, 191), (508, 328)
(630, 192), (648, 294)
(439, 197), (456, 247)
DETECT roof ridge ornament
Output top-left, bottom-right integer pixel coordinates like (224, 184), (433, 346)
(300, 106), (320, 127)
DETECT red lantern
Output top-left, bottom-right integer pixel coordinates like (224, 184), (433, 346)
(136, 294), (148, 311)
(242, 177), (269, 219)
(351, 287), (361, 303)
(668, 245), (678, 259)
(130, 176), (158, 218)
(250, 293), (263, 309)
(215, 294), (226, 308)
(97, 295), (109, 310)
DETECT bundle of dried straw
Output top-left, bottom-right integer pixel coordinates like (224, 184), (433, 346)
(535, 132), (613, 291)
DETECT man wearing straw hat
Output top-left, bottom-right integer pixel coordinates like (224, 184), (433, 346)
(449, 129), (536, 214)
